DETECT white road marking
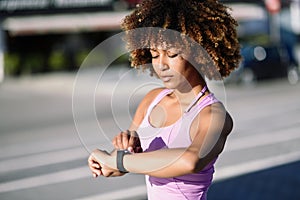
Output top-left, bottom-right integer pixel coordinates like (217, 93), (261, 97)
(0, 166), (90, 193)
(1, 151), (297, 197)
(0, 147), (87, 173)
(226, 127), (300, 152)
(76, 151), (300, 200)
(1, 127), (299, 196)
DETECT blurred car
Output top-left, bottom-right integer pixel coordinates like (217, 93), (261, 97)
(225, 3), (299, 84)
(226, 44), (299, 84)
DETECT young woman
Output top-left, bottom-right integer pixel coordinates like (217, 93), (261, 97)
(88, 0), (241, 199)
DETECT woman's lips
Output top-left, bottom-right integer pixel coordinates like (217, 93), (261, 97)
(161, 75), (173, 82)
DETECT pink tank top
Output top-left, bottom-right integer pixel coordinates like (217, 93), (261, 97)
(137, 88), (220, 200)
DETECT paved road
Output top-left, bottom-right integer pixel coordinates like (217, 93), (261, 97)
(0, 67), (300, 199)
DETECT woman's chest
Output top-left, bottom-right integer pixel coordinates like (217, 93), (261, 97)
(148, 100), (185, 128)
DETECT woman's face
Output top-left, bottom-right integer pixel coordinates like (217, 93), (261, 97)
(150, 47), (200, 90)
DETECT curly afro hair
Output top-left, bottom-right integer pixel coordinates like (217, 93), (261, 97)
(121, 0), (241, 80)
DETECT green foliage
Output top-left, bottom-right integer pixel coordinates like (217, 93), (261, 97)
(79, 49), (106, 68)
(75, 50), (89, 68)
(4, 53), (20, 75)
(48, 50), (67, 71)
(3, 48), (128, 76)
(22, 53), (44, 74)
(114, 53), (130, 65)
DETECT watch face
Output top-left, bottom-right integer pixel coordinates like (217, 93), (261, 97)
(118, 149), (131, 154)
(124, 150), (131, 154)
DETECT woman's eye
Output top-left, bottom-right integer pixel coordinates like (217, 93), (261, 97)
(151, 52), (159, 59)
(168, 54), (178, 58)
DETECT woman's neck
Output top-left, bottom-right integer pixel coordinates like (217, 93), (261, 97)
(171, 83), (207, 107)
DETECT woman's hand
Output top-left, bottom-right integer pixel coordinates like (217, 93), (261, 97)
(88, 149), (126, 178)
(112, 130), (143, 153)
(88, 153), (102, 178)
(88, 130), (142, 178)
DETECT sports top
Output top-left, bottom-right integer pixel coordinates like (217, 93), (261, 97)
(137, 87), (220, 200)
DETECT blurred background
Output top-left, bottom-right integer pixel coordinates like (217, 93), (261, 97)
(0, 0), (300, 199)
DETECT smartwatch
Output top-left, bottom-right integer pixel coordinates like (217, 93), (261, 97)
(117, 150), (131, 173)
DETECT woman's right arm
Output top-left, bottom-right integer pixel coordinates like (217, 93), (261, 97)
(88, 88), (162, 178)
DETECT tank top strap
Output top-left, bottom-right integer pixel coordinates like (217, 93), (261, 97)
(184, 85), (208, 113)
(185, 93), (220, 117)
(169, 93), (220, 148)
(197, 93), (220, 109)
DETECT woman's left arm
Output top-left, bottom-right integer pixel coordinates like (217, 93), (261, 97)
(92, 103), (233, 178)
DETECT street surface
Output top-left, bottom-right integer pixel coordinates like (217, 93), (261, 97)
(0, 67), (300, 200)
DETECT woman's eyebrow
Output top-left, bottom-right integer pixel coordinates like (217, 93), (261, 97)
(167, 48), (181, 53)
(150, 48), (161, 53)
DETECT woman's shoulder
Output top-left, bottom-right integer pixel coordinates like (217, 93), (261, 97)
(199, 102), (233, 136)
(135, 87), (166, 111)
(129, 87), (166, 129)
(143, 87), (166, 101)
(138, 87), (166, 110)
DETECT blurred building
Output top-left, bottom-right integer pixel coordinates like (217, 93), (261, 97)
(0, 0), (299, 82)
(0, 0), (132, 82)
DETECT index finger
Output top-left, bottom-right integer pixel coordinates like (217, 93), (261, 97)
(128, 130), (137, 147)
(121, 130), (131, 149)
(113, 131), (130, 150)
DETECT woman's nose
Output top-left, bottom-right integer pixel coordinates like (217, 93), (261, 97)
(158, 57), (170, 71)
(158, 64), (169, 71)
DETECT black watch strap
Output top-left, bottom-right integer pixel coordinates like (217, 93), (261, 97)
(117, 150), (131, 173)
